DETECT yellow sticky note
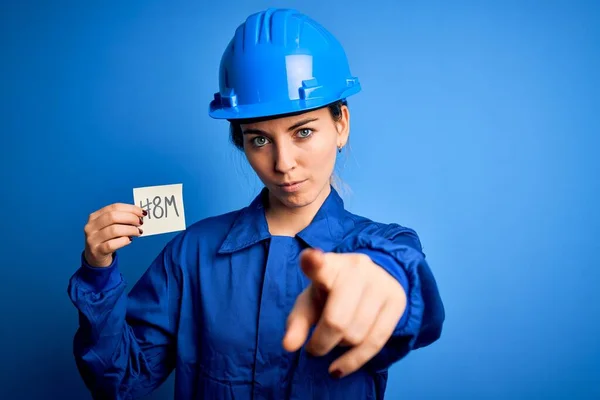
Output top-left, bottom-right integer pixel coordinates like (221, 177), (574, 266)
(133, 183), (186, 236)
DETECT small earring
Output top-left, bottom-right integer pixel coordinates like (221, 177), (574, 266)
(337, 146), (342, 153)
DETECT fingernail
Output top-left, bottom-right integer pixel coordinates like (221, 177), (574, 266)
(330, 369), (342, 379)
(129, 236), (134, 241)
(142, 210), (148, 216)
(139, 217), (144, 225)
(139, 228), (143, 235)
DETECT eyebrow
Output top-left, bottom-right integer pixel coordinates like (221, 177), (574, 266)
(242, 117), (319, 135)
(287, 117), (318, 131)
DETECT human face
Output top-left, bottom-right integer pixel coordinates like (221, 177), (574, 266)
(241, 105), (349, 210)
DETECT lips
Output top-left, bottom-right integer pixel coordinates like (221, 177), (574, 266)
(278, 180), (304, 187)
(277, 180), (306, 193)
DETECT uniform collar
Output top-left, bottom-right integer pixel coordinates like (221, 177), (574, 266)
(218, 185), (347, 254)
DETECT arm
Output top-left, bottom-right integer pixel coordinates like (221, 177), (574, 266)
(339, 224), (445, 372)
(67, 236), (183, 399)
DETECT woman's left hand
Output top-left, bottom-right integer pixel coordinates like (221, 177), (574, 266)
(282, 248), (407, 378)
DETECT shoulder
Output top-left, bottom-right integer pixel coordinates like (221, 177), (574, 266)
(340, 209), (424, 253)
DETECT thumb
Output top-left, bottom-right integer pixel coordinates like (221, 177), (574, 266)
(282, 288), (318, 352)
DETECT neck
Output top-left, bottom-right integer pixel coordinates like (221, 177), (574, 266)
(265, 184), (331, 236)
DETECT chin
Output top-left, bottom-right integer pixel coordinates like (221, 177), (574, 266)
(274, 192), (312, 208)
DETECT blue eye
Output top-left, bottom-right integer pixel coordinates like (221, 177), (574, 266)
(252, 136), (269, 147)
(297, 128), (313, 138)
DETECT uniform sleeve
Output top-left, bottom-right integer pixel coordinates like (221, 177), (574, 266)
(334, 223), (445, 372)
(67, 235), (184, 399)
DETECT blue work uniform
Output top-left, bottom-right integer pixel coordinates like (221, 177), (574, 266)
(68, 187), (444, 399)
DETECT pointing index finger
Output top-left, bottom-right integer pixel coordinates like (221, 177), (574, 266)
(300, 249), (342, 291)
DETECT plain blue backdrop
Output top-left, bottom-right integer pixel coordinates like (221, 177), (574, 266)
(2, 0), (599, 399)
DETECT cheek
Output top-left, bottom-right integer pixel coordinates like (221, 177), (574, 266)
(304, 136), (336, 168)
(244, 152), (268, 176)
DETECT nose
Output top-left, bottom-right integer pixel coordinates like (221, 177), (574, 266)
(274, 142), (297, 174)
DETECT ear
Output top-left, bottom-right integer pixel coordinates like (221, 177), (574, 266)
(335, 105), (350, 148)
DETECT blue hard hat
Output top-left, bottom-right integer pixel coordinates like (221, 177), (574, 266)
(208, 8), (361, 120)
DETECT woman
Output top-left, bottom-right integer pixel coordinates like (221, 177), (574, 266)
(68, 8), (445, 400)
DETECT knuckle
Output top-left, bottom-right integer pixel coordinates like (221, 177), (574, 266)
(323, 314), (348, 334)
(344, 330), (364, 346)
(108, 224), (120, 238)
(106, 212), (117, 225)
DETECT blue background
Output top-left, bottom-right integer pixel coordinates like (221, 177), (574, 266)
(2, 0), (599, 399)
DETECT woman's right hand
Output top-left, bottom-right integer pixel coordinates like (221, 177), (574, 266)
(83, 203), (146, 267)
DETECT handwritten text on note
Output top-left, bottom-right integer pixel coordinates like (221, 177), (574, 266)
(133, 183), (186, 236)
